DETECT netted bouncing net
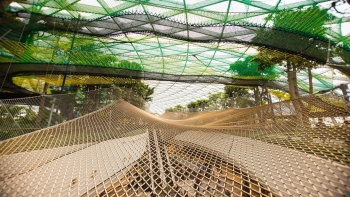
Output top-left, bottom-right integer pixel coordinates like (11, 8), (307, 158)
(0, 89), (350, 197)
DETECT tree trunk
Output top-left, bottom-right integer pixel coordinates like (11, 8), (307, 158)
(308, 66), (313, 94)
(287, 61), (297, 100)
(261, 87), (271, 104)
(267, 89), (272, 104)
(35, 83), (49, 128)
(339, 84), (349, 102)
(0, 0), (12, 14)
(286, 61), (305, 127)
(254, 87), (261, 106)
(263, 87), (275, 121)
(292, 62), (299, 98)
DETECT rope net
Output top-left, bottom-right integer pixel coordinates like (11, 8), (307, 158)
(0, 92), (349, 196)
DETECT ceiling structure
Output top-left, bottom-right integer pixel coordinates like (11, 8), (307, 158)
(0, 0), (349, 96)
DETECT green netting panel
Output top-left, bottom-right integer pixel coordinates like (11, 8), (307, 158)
(6, 0), (350, 46)
(1, 13), (349, 64)
(1, 29), (347, 93)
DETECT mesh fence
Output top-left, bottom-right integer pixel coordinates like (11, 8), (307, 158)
(0, 87), (145, 141)
(0, 93), (349, 196)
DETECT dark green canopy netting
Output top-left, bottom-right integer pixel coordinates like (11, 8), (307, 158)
(0, 0), (349, 94)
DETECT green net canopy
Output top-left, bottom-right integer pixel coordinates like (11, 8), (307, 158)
(0, 0), (349, 95)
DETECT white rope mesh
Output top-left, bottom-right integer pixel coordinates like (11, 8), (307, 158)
(0, 93), (349, 196)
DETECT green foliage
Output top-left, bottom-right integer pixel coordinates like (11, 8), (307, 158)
(197, 99), (210, 111)
(184, 86), (256, 112)
(228, 56), (277, 78)
(250, 7), (330, 98)
(132, 82), (154, 102)
(0, 104), (64, 140)
(0, 105), (25, 122)
(224, 85), (255, 108)
(333, 46), (350, 67)
(252, 7), (327, 71)
(208, 92), (228, 110)
(270, 7), (329, 37)
(165, 108), (173, 112)
(77, 81), (154, 110)
(174, 105), (185, 112)
(187, 101), (199, 112)
(36, 106), (64, 126)
(117, 60), (143, 71)
(186, 99), (210, 112)
(165, 104), (185, 112)
(224, 85), (249, 98)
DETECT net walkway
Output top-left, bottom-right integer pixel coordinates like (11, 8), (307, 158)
(0, 94), (349, 196)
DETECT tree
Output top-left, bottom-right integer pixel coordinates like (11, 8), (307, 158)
(254, 52), (317, 99)
(208, 92), (228, 110)
(174, 105), (185, 112)
(224, 85), (255, 108)
(187, 101), (199, 112)
(0, 1), (11, 16)
(228, 56), (277, 79)
(224, 86), (249, 98)
(165, 105), (186, 112)
(117, 60), (144, 70)
(0, 103), (65, 140)
(0, 105), (27, 139)
(132, 82), (155, 102)
(196, 99), (210, 111)
(48, 79), (154, 120)
(165, 108), (174, 112)
(228, 56), (279, 106)
(77, 82), (154, 110)
(252, 7), (328, 99)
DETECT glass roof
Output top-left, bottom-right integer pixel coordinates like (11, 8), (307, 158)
(0, 0), (349, 95)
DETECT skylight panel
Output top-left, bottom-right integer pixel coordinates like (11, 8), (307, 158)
(204, 1), (229, 12)
(245, 5), (265, 12)
(186, 0), (205, 6)
(341, 22), (350, 36)
(78, 0), (101, 7)
(228, 1), (251, 12)
(9, 2), (24, 11)
(260, 0), (281, 7)
(56, 10), (72, 17)
(242, 14), (267, 25)
(104, 0), (125, 8)
(40, 7), (59, 15)
(143, 5), (171, 15)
